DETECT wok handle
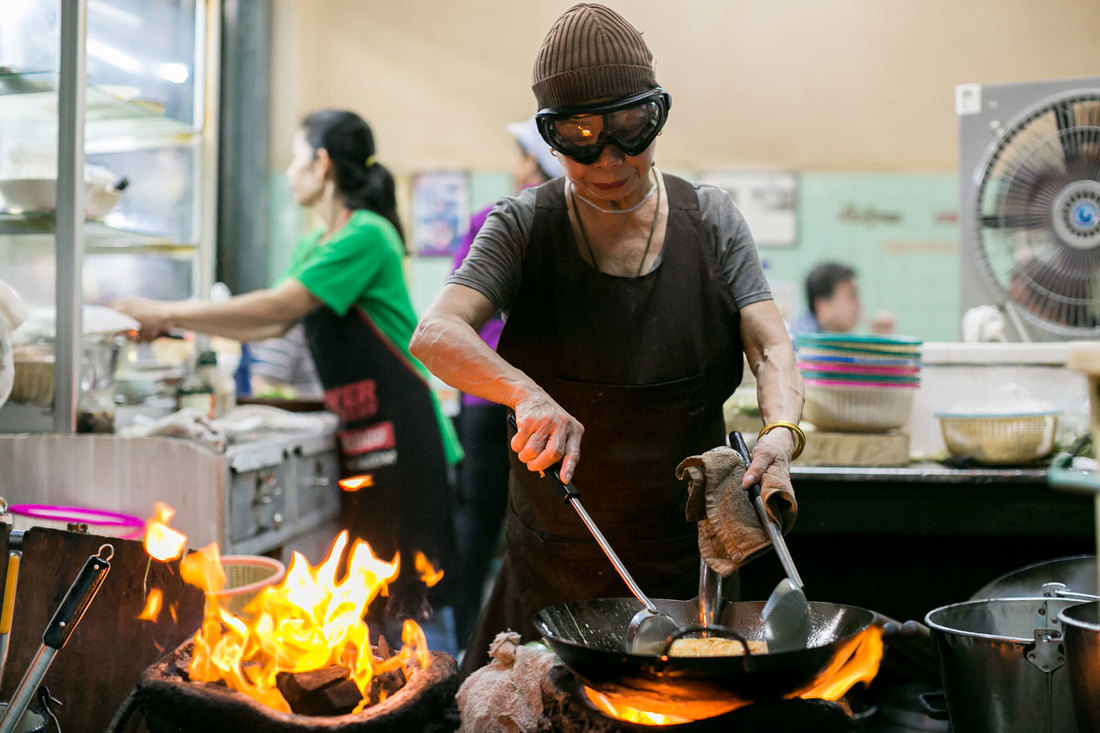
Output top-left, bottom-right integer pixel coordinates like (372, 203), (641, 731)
(507, 413), (580, 503)
(730, 432), (804, 589)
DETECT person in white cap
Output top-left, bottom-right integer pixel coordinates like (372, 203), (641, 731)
(449, 116), (562, 651)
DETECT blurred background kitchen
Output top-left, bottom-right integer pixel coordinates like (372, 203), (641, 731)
(0, 0), (1099, 659)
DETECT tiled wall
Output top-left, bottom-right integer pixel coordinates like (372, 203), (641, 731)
(400, 171), (963, 343)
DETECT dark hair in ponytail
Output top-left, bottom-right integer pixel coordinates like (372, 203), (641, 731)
(300, 109), (406, 252)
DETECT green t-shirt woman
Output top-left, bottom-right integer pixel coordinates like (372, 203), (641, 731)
(112, 110), (460, 606)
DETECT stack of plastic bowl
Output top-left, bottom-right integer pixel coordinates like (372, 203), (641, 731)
(794, 333), (922, 433)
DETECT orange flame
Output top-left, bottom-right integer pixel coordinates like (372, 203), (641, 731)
(585, 625), (884, 724)
(339, 475), (373, 492)
(414, 552), (444, 588)
(584, 688), (693, 725)
(137, 588), (164, 622)
(144, 502), (187, 562)
(184, 531), (431, 713)
(791, 625), (884, 701)
(180, 543), (227, 594)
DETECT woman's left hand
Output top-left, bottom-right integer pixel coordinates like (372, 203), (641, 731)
(741, 427), (794, 489)
(110, 296), (172, 341)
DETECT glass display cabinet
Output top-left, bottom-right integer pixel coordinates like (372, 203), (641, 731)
(0, 0), (220, 432)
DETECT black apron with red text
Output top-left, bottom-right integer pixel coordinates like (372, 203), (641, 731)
(304, 305), (456, 601)
(462, 173), (745, 672)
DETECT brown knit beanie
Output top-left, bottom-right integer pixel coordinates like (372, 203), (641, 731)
(532, 3), (658, 110)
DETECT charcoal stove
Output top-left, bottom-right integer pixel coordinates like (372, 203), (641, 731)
(108, 638), (460, 733)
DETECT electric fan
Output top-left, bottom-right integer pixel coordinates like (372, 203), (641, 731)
(957, 76), (1100, 340)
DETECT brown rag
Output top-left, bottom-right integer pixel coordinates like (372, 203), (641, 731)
(676, 446), (798, 577)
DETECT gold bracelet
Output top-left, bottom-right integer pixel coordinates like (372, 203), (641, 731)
(758, 420), (806, 460)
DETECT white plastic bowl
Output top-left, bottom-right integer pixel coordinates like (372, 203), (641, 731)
(208, 555), (286, 618)
(803, 382), (916, 433)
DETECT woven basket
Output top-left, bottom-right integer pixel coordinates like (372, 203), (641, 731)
(10, 359), (54, 406)
(938, 413), (1058, 465)
(208, 555), (286, 618)
(803, 382), (916, 433)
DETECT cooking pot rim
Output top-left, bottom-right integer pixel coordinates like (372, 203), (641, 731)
(1059, 599), (1100, 631)
(926, 596), (1086, 643)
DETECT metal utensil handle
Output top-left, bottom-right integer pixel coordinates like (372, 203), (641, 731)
(730, 432), (804, 589)
(504, 413), (658, 613)
(0, 550), (22, 685)
(505, 413), (580, 503)
(0, 547), (111, 733)
(567, 497), (659, 614)
(42, 551), (111, 649)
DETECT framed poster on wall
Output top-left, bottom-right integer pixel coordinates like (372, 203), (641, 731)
(697, 170), (798, 247)
(412, 170), (470, 257)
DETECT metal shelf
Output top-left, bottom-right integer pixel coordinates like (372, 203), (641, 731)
(0, 214), (196, 251)
(0, 71), (199, 153)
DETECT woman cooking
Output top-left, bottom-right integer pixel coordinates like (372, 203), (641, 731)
(410, 3), (804, 673)
(113, 109), (461, 625)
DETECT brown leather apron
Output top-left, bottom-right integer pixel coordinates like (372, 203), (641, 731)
(461, 173), (745, 674)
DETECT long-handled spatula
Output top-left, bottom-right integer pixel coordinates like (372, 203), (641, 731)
(730, 432), (811, 653)
(507, 415), (678, 654)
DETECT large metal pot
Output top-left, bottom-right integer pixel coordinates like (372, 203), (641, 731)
(535, 597), (875, 718)
(925, 597), (1083, 733)
(1059, 600), (1100, 732)
(969, 555), (1097, 601)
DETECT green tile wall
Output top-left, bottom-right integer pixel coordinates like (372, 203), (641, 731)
(758, 173), (960, 342)
(267, 171), (962, 342)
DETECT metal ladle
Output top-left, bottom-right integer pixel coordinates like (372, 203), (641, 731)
(730, 432), (811, 654)
(506, 415), (679, 654)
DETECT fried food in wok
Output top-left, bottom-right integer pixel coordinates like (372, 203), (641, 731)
(668, 637), (769, 657)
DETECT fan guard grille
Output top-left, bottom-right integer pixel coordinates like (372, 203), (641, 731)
(973, 93), (1100, 337)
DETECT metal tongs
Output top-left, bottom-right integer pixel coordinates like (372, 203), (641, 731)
(506, 414), (680, 654)
(730, 432), (811, 653)
(0, 544), (113, 733)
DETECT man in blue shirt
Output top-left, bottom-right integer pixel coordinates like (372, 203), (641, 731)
(788, 262), (879, 335)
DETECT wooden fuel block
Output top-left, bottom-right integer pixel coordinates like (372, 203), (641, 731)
(794, 431), (910, 467)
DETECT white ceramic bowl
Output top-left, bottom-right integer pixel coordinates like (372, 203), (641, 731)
(0, 178), (123, 219)
(803, 382), (916, 433)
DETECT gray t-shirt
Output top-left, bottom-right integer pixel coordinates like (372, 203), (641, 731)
(449, 178), (772, 314)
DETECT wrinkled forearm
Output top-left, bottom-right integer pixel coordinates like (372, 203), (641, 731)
(749, 338), (804, 428)
(411, 313), (538, 409)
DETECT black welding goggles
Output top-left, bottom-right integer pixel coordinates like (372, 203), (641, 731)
(535, 88), (671, 165)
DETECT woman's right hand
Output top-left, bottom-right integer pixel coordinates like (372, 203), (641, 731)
(511, 395), (585, 484)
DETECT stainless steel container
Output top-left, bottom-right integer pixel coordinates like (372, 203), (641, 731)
(1059, 600), (1100, 732)
(970, 555), (1098, 601)
(925, 597), (1082, 733)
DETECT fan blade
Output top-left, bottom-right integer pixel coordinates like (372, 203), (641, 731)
(981, 213), (1050, 229)
(1054, 102), (1079, 161)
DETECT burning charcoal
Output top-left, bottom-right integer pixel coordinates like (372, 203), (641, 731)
(275, 665), (362, 716)
(368, 667), (407, 706)
(174, 656), (192, 679)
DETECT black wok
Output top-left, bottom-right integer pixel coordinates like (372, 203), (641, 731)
(535, 597), (876, 718)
